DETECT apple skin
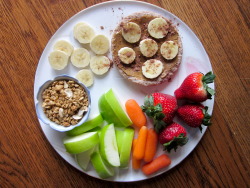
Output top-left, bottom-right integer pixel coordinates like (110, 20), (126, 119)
(116, 128), (134, 168)
(105, 89), (132, 127)
(63, 132), (99, 154)
(98, 93), (124, 127)
(99, 124), (120, 167)
(75, 146), (96, 171)
(90, 150), (115, 179)
(67, 114), (104, 136)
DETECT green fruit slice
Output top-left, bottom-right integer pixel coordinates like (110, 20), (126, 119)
(75, 146), (96, 171)
(67, 114), (104, 136)
(63, 132), (99, 154)
(98, 93), (124, 127)
(90, 150), (115, 179)
(99, 124), (120, 167)
(105, 89), (132, 127)
(116, 128), (134, 168)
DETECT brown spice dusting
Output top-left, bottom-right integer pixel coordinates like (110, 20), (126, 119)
(125, 51), (133, 57)
(100, 26), (104, 30)
(42, 80), (89, 127)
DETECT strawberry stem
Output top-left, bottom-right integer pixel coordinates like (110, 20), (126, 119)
(141, 95), (166, 133)
(202, 71), (216, 99)
(202, 71), (216, 84)
(202, 106), (212, 126)
(163, 133), (188, 152)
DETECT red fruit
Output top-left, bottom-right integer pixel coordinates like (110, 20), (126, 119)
(159, 122), (188, 152)
(141, 93), (177, 133)
(177, 104), (212, 132)
(174, 71), (215, 102)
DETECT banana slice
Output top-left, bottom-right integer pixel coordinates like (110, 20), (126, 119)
(74, 22), (95, 44)
(139, 39), (158, 57)
(90, 56), (111, 75)
(48, 51), (69, 70)
(53, 40), (74, 56)
(71, 48), (90, 68)
(118, 47), (136, 64)
(73, 22), (85, 38)
(122, 22), (141, 43)
(142, 59), (163, 79)
(76, 69), (94, 87)
(90, 35), (110, 55)
(148, 18), (169, 39)
(160, 41), (179, 60)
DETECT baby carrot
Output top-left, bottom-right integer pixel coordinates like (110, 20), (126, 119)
(132, 139), (141, 170)
(142, 154), (171, 176)
(125, 99), (147, 128)
(133, 126), (148, 160)
(144, 128), (158, 163)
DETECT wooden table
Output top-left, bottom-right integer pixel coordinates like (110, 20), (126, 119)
(1, 0), (249, 187)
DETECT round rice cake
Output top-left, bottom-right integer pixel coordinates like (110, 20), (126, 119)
(111, 11), (183, 86)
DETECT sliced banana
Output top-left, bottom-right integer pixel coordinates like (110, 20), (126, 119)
(142, 59), (163, 79)
(122, 22), (141, 43)
(160, 41), (179, 60)
(139, 39), (158, 57)
(118, 47), (136, 64)
(148, 18), (169, 39)
(53, 40), (74, 56)
(74, 22), (95, 44)
(48, 51), (69, 70)
(76, 69), (94, 87)
(73, 22), (85, 38)
(90, 35), (110, 55)
(71, 48), (90, 68)
(90, 56), (111, 75)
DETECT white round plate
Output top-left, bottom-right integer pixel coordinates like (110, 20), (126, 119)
(34, 0), (214, 182)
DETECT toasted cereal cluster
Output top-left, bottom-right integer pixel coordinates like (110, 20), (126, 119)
(42, 80), (88, 127)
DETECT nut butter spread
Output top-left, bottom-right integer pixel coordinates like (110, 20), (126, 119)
(111, 12), (182, 86)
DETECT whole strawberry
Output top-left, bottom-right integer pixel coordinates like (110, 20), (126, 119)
(177, 104), (212, 132)
(141, 93), (177, 132)
(174, 71), (215, 102)
(159, 122), (188, 152)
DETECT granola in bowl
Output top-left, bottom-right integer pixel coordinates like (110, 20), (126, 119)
(36, 75), (91, 132)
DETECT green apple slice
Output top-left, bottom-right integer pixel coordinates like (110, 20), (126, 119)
(75, 146), (96, 171)
(99, 124), (120, 167)
(63, 132), (99, 154)
(98, 93), (125, 127)
(67, 114), (104, 136)
(88, 126), (101, 132)
(90, 150), (115, 179)
(105, 89), (132, 127)
(116, 128), (134, 168)
(115, 129), (123, 153)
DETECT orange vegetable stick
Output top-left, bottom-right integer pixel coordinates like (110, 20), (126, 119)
(142, 154), (171, 176)
(125, 99), (147, 128)
(133, 126), (148, 160)
(144, 128), (158, 163)
(132, 139), (141, 170)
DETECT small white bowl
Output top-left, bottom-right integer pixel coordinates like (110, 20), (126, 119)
(35, 75), (91, 132)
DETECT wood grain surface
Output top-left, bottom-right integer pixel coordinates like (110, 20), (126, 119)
(1, 0), (249, 187)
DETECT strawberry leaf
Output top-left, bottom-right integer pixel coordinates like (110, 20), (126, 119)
(202, 71), (216, 84)
(202, 106), (212, 126)
(202, 72), (215, 99)
(141, 95), (167, 133)
(163, 133), (188, 152)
